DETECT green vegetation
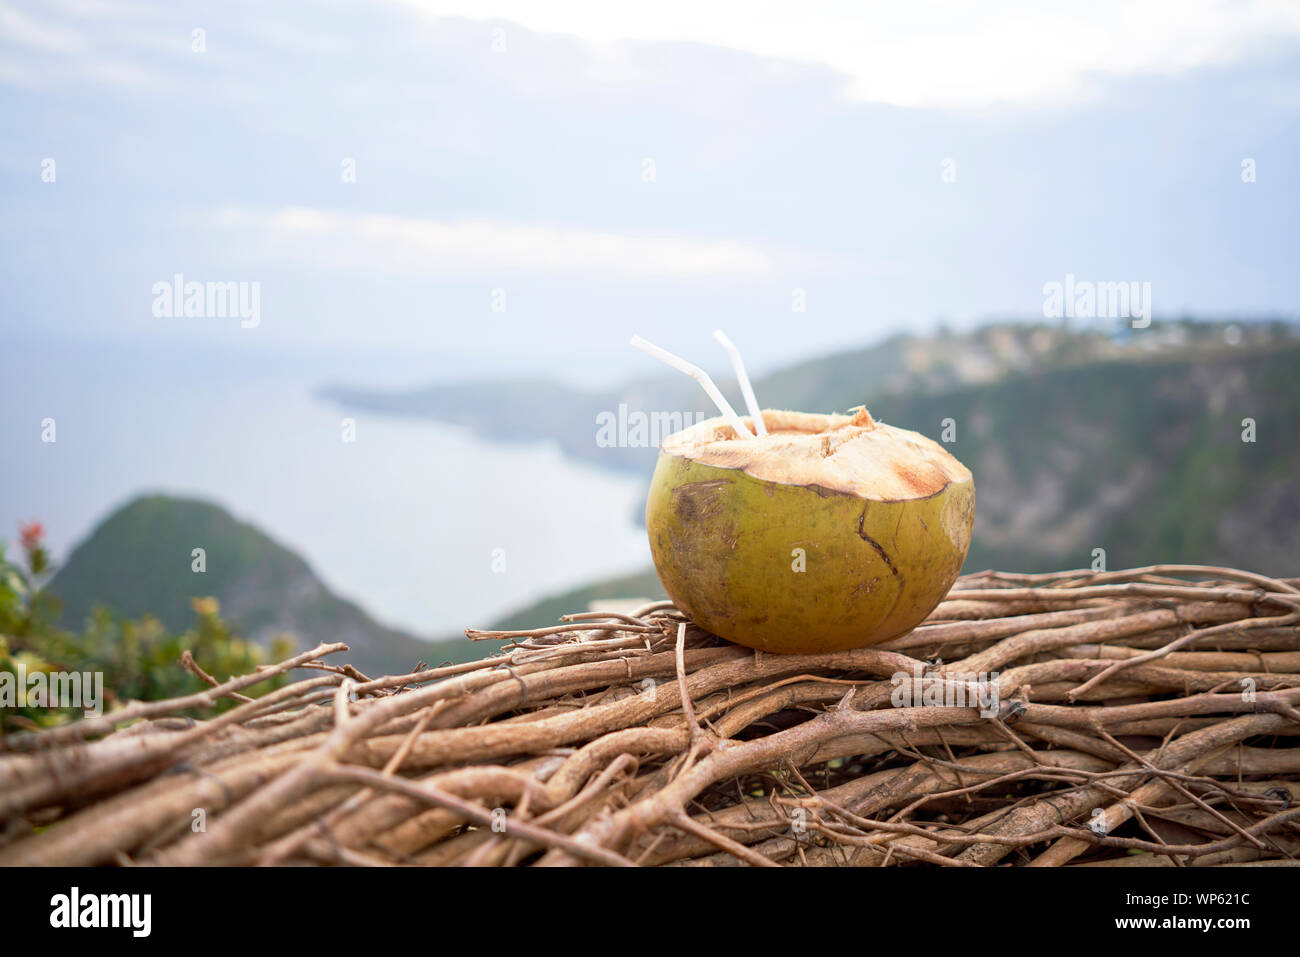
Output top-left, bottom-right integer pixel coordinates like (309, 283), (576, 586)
(865, 344), (1300, 574)
(0, 524), (290, 734)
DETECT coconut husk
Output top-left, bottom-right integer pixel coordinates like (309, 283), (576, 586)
(2, 564), (1299, 867)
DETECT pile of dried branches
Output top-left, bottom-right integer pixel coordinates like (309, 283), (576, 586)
(2, 564), (1299, 867)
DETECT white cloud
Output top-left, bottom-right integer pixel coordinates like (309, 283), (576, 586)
(215, 206), (783, 279)
(0, 2), (86, 53)
(388, 0), (1300, 109)
(0, 1), (172, 90)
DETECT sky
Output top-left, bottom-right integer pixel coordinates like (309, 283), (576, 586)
(1, 0), (1298, 384)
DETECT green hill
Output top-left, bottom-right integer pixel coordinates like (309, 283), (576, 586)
(321, 320), (1296, 479)
(814, 341), (1300, 575)
(52, 495), (483, 676)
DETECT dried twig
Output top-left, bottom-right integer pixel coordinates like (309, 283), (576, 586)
(2, 566), (1297, 867)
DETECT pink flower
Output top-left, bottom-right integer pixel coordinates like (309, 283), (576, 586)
(19, 521), (44, 554)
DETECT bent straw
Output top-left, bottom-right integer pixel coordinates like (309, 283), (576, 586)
(629, 335), (754, 439)
(712, 330), (767, 436)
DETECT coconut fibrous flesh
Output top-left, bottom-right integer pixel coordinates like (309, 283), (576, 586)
(646, 407), (975, 654)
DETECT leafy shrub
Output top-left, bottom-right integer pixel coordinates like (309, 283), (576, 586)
(1, 523), (292, 735)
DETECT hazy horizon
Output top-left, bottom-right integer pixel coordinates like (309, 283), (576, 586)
(3, 1), (1298, 382)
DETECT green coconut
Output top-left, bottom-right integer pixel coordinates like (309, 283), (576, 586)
(646, 407), (974, 654)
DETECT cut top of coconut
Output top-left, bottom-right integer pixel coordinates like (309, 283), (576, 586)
(660, 408), (972, 501)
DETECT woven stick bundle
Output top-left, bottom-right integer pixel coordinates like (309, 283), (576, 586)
(2, 565), (1299, 867)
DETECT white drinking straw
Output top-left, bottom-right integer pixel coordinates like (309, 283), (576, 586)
(629, 335), (755, 439)
(712, 330), (767, 436)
